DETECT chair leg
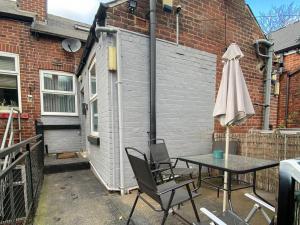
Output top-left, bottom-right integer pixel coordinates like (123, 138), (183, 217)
(186, 184), (200, 222)
(161, 190), (175, 225)
(161, 211), (169, 225)
(127, 192), (140, 225)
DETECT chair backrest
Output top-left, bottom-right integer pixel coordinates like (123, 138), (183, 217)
(125, 147), (160, 202)
(149, 139), (171, 165)
(212, 140), (239, 155)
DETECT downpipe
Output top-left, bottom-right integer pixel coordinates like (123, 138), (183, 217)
(254, 39), (274, 130)
(149, 0), (157, 142)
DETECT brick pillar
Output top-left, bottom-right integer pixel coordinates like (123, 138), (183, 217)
(17, 0), (47, 22)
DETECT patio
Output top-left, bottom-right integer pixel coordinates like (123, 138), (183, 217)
(33, 169), (275, 225)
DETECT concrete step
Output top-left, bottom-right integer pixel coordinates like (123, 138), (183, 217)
(44, 152), (90, 174)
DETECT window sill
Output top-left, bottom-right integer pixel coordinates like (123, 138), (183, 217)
(0, 113), (29, 119)
(88, 135), (100, 146)
(41, 113), (78, 117)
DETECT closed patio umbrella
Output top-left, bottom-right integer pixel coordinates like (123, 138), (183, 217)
(213, 43), (255, 211)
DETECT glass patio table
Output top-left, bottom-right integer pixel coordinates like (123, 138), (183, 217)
(178, 154), (279, 209)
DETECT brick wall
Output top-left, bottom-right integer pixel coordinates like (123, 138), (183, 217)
(277, 52), (300, 128)
(18, 0), (47, 21)
(0, 18), (83, 141)
(106, 0), (268, 133)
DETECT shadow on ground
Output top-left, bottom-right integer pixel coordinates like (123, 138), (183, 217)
(34, 170), (276, 225)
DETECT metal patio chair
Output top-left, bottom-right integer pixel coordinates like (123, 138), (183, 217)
(198, 193), (276, 225)
(149, 139), (197, 187)
(125, 147), (201, 225)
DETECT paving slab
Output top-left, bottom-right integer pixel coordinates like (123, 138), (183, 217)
(34, 170), (276, 225)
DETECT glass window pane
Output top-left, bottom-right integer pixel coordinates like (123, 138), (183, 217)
(0, 56), (15, 72)
(0, 74), (18, 107)
(91, 100), (98, 132)
(43, 94), (75, 113)
(90, 64), (96, 96)
(44, 73), (73, 92)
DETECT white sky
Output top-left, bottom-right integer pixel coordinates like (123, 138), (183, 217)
(48, 0), (107, 24)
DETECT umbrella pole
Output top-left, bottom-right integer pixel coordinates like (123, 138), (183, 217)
(223, 126), (230, 212)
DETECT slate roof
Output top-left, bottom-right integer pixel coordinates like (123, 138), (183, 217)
(31, 14), (90, 41)
(0, 0), (35, 21)
(0, 0), (89, 41)
(269, 21), (300, 53)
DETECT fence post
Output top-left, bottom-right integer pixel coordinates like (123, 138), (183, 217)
(8, 171), (16, 225)
(26, 143), (35, 210)
(35, 120), (44, 154)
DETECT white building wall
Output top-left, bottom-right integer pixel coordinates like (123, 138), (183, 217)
(118, 30), (217, 189)
(80, 34), (117, 189)
(80, 29), (217, 191)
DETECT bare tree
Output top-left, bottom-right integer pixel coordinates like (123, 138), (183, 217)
(258, 2), (300, 34)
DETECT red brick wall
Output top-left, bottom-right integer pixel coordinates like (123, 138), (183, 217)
(18, 0), (47, 21)
(0, 18), (83, 141)
(277, 53), (300, 128)
(107, 0), (267, 132)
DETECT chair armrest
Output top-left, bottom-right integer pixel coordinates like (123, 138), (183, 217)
(244, 193), (275, 212)
(157, 179), (194, 195)
(200, 208), (227, 225)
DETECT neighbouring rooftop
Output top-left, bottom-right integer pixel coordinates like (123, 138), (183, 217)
(0, 0), (90, 41)
(269, 20), (300, 53)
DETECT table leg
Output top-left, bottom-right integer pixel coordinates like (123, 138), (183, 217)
(228, 171), (233, 211)
(196, 165), (202, 190)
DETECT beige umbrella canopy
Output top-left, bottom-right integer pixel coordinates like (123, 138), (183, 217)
(213, 43), (255, 211)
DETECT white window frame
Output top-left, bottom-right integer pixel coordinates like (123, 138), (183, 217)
(40, 70), (78, 116)
(88, 59), (98, 136)
(0, 51), (22, 112)
(89, 58), (97, 100)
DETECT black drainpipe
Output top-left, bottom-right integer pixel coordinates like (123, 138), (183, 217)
(149, 0), (157, 142)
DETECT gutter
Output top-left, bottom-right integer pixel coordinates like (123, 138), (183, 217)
(0, 11), (34, 22)
(76, 3), (108, 76)
(30, 28), (87, 42)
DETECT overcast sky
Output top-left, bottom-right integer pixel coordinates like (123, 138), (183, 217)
(48, 0), (300, 24)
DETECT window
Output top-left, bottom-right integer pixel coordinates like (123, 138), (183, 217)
(0, 52), (21, 111)
(89, 60), (98, 135)
(40, 70), (77, 116)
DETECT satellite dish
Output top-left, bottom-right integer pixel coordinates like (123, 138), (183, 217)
(62, 38), (81, 53)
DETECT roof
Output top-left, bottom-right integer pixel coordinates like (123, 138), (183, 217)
(76, 3), (108, 76)
(0, 0), (89, 41)
(269, 21), (300, 53)
(0, 0), (35, 22)
(31, 14), (90, 41)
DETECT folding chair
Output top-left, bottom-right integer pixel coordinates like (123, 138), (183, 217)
(125, 147), (201, 225)
(149, 139), (197, 187)
(198, 193), (276, 225)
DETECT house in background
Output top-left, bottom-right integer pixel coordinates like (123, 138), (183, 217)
(76, 0), (272, 193)
(269, 21), (300, 128)
(0, 0), (89, 152)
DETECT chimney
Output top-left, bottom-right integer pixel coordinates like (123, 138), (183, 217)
(17, 0), (47, 22)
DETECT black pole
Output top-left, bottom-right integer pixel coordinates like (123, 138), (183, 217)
(149, 0), (157, 142)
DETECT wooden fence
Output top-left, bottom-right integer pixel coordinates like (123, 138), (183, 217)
(214, 130), (300, 193)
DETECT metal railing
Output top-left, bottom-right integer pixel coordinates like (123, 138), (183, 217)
(1, 108), (22, 171)
(0, 135), (44, 225)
